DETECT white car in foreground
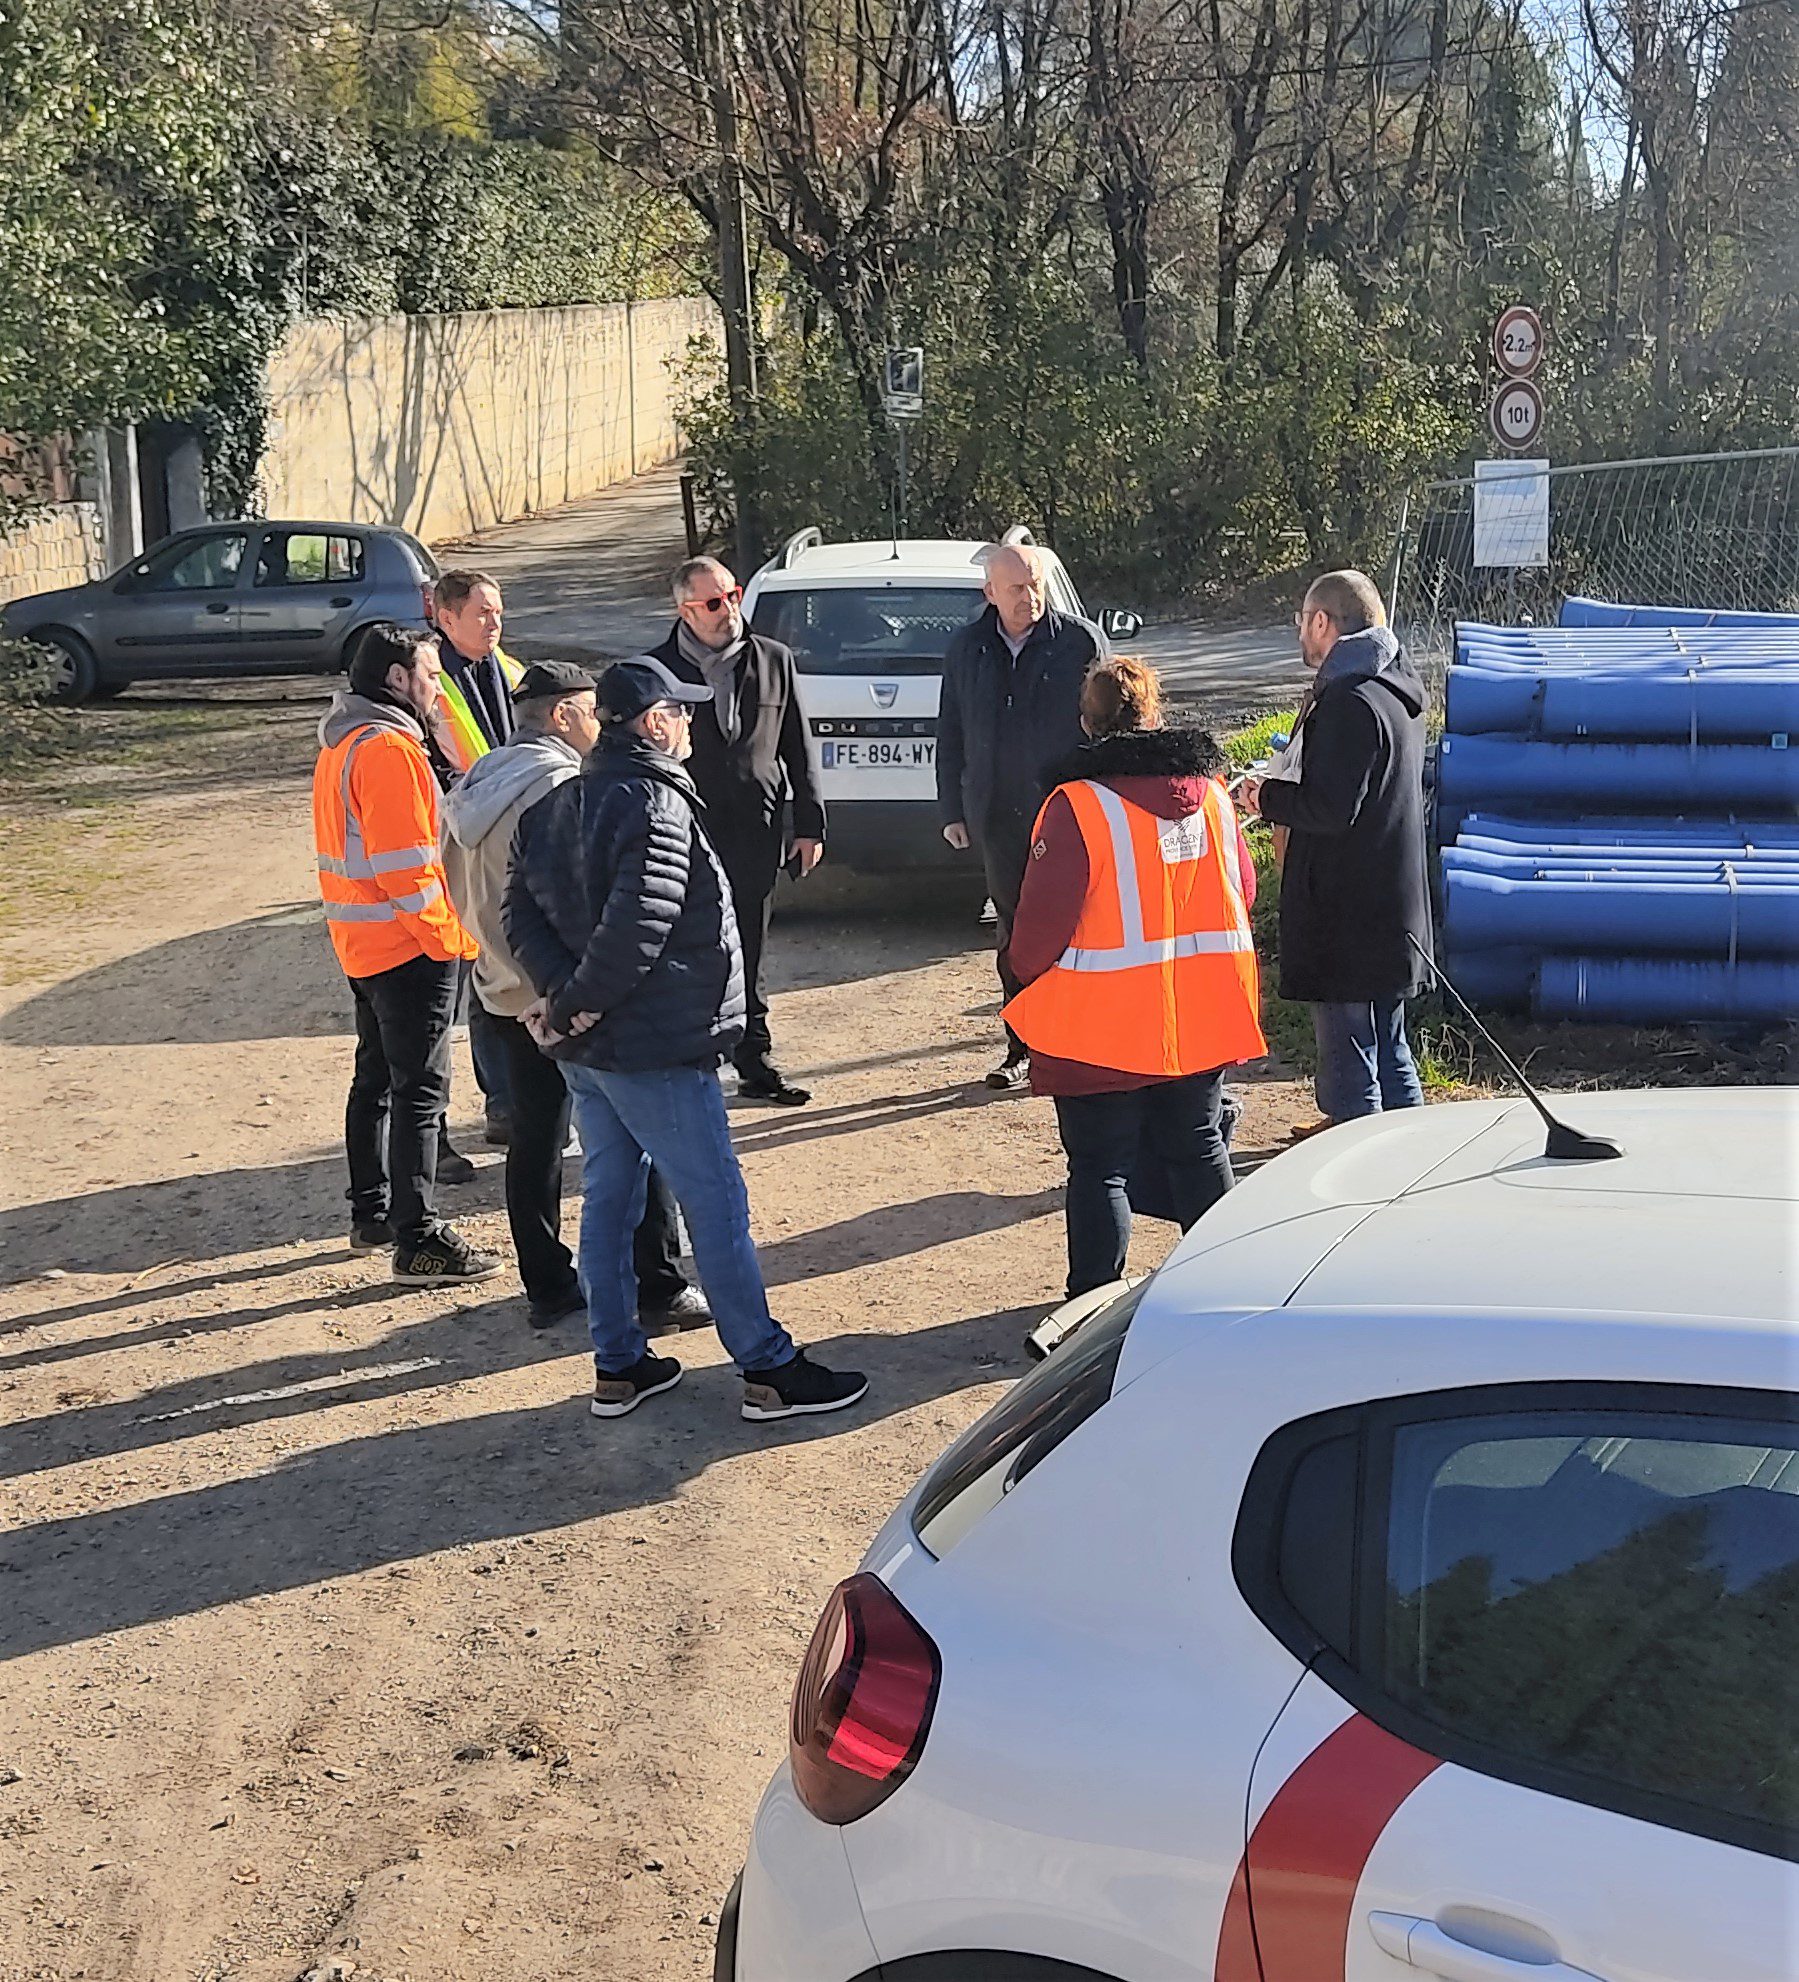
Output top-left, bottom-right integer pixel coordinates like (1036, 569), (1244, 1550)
(717, 1087), (1797, 1982)
(742, 527), (1140, 871)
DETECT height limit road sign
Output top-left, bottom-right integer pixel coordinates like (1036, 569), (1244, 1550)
(1493, 305), (1544, 378)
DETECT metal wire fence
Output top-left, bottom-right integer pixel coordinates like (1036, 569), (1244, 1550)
(1392, 445), (1799, 694)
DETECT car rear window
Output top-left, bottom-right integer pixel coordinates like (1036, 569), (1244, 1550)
(395, 532), (439, 580)
(753, 585), (985, 675)
(912, 1282), (1147, 1558)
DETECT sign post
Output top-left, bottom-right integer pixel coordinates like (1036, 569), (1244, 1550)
(882, 347), (924, 538)
(1475, 306), (1549, 571)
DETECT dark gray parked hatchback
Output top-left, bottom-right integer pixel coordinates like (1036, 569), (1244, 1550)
(1, 520), (439, 703)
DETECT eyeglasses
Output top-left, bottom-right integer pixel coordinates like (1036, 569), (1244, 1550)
(686, 586), (742, 613)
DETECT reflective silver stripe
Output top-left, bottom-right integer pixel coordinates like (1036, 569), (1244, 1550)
(317, 843), (436, 880)
(322, 879), (443, 923)
(1054, 780), (1253, 972)
(1060, 928), (1254, 971)
(324, 725), (442, 894)
(1214, 783), (1249, 914)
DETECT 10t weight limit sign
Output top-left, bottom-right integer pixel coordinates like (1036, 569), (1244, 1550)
(1491, 377), (1544, 451)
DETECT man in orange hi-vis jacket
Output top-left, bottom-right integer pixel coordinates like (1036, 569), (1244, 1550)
(313, 623), (504, 1287)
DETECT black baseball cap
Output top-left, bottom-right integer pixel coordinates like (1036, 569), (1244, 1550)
(597, 656), (713, 725)
(511, 660), (598, 702)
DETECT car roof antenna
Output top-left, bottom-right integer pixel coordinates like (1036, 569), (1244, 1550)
(1406, 935), (1624, 1161)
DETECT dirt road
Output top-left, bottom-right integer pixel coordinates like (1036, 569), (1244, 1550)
(0, 669), (1308, 1980)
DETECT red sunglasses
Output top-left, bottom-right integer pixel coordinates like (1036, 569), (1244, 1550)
(688, 585), (743, 613)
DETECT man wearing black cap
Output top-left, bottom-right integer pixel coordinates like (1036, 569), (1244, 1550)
(442, 660), (710, 1333)
(503, 656), (867, 1423)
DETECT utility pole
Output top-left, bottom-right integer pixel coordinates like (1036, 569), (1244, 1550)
(710, 0), (760, 572)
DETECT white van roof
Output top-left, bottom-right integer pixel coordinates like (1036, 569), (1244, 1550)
(752, 532), (1068, 589)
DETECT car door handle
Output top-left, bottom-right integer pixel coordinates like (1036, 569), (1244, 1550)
(1369, 1914), (1603, 1982)
(205, 602), (231, 615)
(329, 595), (353, 608)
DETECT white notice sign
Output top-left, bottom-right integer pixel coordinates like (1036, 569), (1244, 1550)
(1472, 458), (1549, 568)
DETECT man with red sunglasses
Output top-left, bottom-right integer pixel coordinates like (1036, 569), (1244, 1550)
(651, 556), (825, 1105)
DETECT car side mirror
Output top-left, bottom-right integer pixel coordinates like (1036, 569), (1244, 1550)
(1098, 608), (1143, 640)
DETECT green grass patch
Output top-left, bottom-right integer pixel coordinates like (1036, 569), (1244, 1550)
(1223, 708), (1298, 768)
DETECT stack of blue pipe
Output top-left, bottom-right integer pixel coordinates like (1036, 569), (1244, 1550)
(1436, 601), (1799, 1023)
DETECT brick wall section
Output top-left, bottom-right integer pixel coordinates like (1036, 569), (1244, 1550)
(261, 298), (717, 544)
(0, 502), (106, 610)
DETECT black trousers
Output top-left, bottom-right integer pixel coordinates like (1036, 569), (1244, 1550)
(723, 858), (778, 1072)
(1052, 1069), (1234, 1298)
(345, 953), (459, 1245)
(492, 1012), (687, 1308)
(977, 809), (1035, 1059)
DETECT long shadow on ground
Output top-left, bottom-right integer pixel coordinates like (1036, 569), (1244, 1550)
(0, 1302), (1036, 1660)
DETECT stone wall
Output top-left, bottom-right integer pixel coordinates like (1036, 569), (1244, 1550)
(0, 502), (106, 610)
(260, 299), (716, 545)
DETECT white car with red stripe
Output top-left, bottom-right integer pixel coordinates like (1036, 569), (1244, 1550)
(716, 1086), (1798, 1982)
(742, 528), (1140, 872)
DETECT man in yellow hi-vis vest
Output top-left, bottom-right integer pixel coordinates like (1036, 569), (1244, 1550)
(429, 568), (525, 1157)
(431, 567), (526, 774)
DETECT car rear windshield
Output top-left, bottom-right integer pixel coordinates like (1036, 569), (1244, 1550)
(753, 585), (985, 675)
(396, 532), (439, 580)
(911, 1282), (1148, 1558)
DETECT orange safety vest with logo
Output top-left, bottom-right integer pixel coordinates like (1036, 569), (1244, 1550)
(436, 647), (525, 775)
(313, 722), (478, 979)
(1003, 777), (1266, 1077)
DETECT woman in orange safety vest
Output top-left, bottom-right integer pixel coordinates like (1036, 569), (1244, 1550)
(1004, 655), (1266, 1297)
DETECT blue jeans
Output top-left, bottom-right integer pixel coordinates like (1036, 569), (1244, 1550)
(1312, 999), (1424, 1122)
(560, 1062), (795, 1376)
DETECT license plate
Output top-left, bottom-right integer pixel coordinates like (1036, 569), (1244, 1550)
(821, 740), (936, 769)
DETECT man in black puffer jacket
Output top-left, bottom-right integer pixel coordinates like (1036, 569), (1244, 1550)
(504, 656), (866, 1426)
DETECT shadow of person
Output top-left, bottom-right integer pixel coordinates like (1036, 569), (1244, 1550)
(0, 905), (352, 1048)
(0, 1303), (1042, 1660)
(0, 1146), (507, 1287)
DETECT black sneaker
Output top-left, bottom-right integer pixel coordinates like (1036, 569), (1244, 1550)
(741, 1351), (868, 1423)
(483, 1109), (513, 1148)
(591, 1351), (683, 1419)
(392, 1226), (504, 1286)
(642, 1285), (713, 1333)
(737, 1061), (811, 1106)
(350, 1216), (394, 1253)
(983, 1054), (1029, 1092)
(527, 1285), (586, 1330)
(436, 1137), (477, 1185)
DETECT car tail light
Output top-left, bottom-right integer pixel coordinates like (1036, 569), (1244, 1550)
(790, 1574), (941, 1825)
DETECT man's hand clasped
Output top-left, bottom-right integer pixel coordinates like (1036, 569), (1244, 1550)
(523, 997), (601, 1048)
(942, 820), (971, 851)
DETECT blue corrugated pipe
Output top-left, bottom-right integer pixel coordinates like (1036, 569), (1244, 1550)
(1437, 735), (1799, 809)
(1443, 868), (1799, 955)
(1538, 955), (1799, 1021)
